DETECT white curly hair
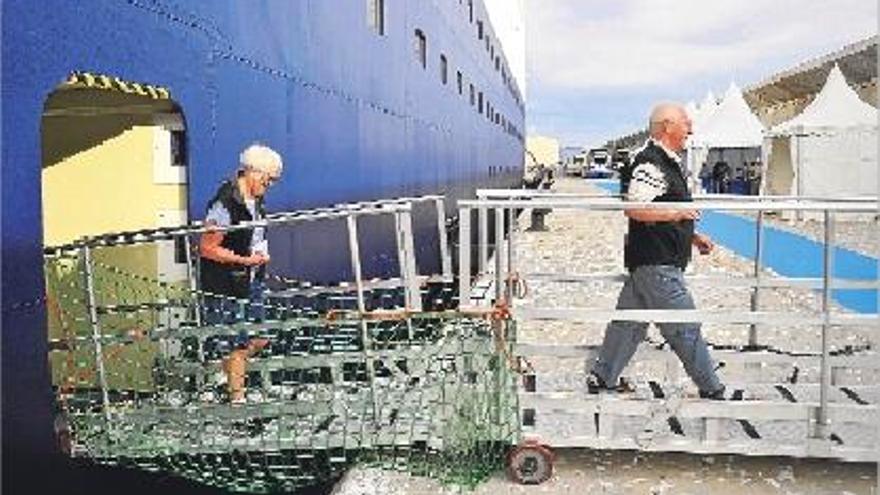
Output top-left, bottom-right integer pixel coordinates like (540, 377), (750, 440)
(239, 144), (283, 177)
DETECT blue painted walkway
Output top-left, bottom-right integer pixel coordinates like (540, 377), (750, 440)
(590, 179), (878, 314)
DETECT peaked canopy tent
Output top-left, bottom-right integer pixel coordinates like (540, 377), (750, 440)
(685, 100), (699, 121)
(691, 91), (719, 138)
(685, 92), (717, 190)
(763, 65), (878, 202)
(687, 84), (765, 192)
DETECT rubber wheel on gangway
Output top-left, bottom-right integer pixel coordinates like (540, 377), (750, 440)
(507, 440), (554, 485)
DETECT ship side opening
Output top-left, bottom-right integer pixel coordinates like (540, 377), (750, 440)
(40, 73), (189, 439)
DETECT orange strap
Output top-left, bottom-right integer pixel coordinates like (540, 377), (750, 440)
(325, 301), (513, 324)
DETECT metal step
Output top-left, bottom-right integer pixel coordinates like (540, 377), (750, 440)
(522, 372), (880, 405)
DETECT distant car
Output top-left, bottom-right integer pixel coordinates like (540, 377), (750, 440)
(583, 163), (613, 179)
(612, 149), (631, 171)
(564, 154), (586, 176)
(584, 148), (613, 178)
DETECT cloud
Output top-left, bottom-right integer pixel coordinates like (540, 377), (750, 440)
(527, 0), (877, 90)
(525, 0), (878, 145)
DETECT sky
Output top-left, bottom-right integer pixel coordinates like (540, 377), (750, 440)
(524, 0), (878, 148)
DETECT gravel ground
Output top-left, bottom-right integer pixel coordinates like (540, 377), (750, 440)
(333, 451), (878, 495)
(333, 178), (879, 495)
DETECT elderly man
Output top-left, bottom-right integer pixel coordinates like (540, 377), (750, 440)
(588, 103), (726, 400)
(199, 143), (283, 402)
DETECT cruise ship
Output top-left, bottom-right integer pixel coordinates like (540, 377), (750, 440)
(1, 1), (525, 492)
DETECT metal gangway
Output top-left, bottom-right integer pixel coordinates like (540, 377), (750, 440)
(43, 195), (519, 493)
(457, 188), (879, 484)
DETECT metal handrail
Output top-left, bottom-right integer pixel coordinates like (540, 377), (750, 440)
(460, 198), (878, 212)
(457, 191), (879, 448)
(45, 201), (413, 255)
(476, 188), (878, 204)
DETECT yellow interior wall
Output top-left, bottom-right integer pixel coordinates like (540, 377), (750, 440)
(42, 118), (188, 392)
(42, 124), (186, 248)
(526, 135), (560, 167)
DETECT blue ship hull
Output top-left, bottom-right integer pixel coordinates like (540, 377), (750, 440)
(1, 1), (523, 491)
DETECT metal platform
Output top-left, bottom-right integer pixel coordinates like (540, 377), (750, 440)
(457, 189), (879, 482)
(45, 195), (517, 493)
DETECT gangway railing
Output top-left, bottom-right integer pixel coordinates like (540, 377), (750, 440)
(458, 192), (879, 482)
(46, 201), (421, 419)
(43, 195), (519, 492)
(472, 190), (878, 342)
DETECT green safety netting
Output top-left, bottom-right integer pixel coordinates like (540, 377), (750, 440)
(45, 245), (519, 493)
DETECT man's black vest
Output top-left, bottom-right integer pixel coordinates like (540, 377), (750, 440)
(200, 179), (265, 298)
(623, 141), (694, 271)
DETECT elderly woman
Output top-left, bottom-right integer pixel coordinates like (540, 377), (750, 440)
(199, 143), (283, 402)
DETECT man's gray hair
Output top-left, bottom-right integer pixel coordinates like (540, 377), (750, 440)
(240, 144), (283, 176)
(648, 102), (686, 137)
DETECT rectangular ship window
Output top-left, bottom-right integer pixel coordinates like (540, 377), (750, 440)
(440, 54), (448, 85)
(367, 0), (385, 36)
(457, 71), (463, 95)
(468, 0), (474, 22)
(477, 21), (483, 40)
(414, 29), (427, 69)
(478, 91), (483, 114)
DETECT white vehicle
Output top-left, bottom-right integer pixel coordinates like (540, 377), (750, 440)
(564, 153), (587, 176)
(584, 148), (612, 178)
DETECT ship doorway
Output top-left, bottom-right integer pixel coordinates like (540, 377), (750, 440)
(41, 72), (190, 398)
(41, 73), (189, 257)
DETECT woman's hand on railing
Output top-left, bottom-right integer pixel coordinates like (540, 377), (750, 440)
(241, 253), (271, 266)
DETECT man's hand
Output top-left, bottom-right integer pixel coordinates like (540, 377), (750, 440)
(676, 209), (701, 222)
(693, 233), (714, 255)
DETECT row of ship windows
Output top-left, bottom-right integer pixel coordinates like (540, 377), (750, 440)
(367, 0), (524, 116)
(413, 29), (523, 143)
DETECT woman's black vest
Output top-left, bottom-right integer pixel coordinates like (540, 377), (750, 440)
(200, 180), (265, 298)
(623, 141), (694, 271)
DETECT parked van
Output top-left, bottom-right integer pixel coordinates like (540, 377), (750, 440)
(584, 148), (612, 178)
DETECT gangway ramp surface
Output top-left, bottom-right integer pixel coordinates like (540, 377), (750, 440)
(459, 178), (878, 481)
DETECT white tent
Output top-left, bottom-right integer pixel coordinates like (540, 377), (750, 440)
(684, 100), (698, 121)
(687, 85), (763, 191)
(695, 83), (765, 148)
(692, 91), (718, 135)
(763, 65), (878, 200)
(685, 92), (717, 190)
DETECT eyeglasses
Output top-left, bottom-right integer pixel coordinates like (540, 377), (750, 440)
(253, 170), (279, 187)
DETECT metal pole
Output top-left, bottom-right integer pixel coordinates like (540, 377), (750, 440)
(183, 231), (200, 324)
(458, 207), (472, 306)
(494, 208), (505, 303)
(82, 245), (112, 423)
(479, 206), (488, 275)
(815, 209), (834, 438)
(346, 214), (379, 421)
(398, 209), (422, 312)
(392, 211), (415, 342)
(435, 198), (452, 279)
(748, 209), (764, 347)
(183, 233), (205, 362)
(506, 207), (515, 302)
(346, 214), (368, 324)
